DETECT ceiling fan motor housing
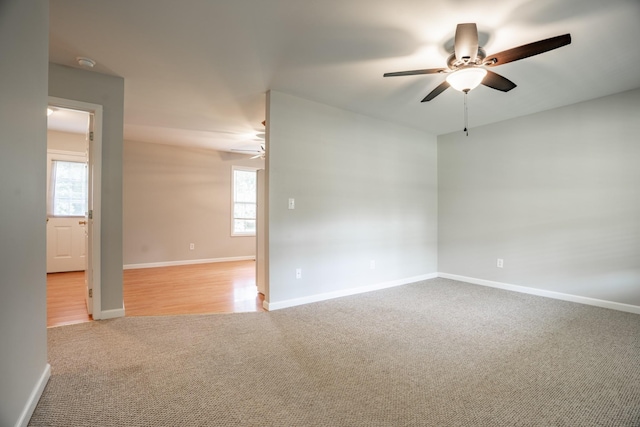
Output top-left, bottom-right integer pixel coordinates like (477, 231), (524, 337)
(447, 48), (487, 70)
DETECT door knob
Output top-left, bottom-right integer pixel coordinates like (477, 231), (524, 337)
(79, 220), (87, 225)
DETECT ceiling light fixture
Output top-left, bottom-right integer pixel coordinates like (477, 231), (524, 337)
(76, 56), (96, 68)
(445, 68), (488, 137)
(446, 67), (487, 92)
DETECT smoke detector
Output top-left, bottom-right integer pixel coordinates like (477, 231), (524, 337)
(76, 57), (96, 68)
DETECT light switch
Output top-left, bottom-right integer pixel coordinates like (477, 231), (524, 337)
(288, 198), (295, 210)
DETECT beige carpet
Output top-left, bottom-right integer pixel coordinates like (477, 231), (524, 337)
(30, 278), (640, 426)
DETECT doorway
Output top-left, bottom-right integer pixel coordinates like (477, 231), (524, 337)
(46, 97), (103, 324)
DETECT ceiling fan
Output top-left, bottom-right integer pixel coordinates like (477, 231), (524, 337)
(231, 120), (266, 158)
(384, 23), (572, 102)
(231, 144), (265, 159)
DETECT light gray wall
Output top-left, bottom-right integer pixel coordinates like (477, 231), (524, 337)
(123, 140), (264, 265)
(266, 91), (438, 304)
(0, 0), (49, 425)
(47, 130), (86, 152)
(48, 63), (125, 311)
(438, 88), (640, 306)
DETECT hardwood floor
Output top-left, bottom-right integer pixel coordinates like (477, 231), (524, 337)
(47, 271), (92, 327)
(124, 261), (265, 316)
(47, 260), (264, 328)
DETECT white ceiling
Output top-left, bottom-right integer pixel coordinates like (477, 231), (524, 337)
(49, 0), (640, 152)
(48, 107), (90, 134)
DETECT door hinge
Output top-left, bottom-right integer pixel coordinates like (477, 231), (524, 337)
(89, 288), (93, 298)
(89, 131), (94, 141)
(88, 210), (93, 219)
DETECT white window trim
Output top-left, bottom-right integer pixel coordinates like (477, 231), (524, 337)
(231, 165), (259, 237)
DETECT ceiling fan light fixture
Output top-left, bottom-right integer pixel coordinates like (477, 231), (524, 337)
(446, 67), (487, 92)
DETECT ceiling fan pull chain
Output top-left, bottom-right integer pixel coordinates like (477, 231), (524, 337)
(463, 90), (469, 136)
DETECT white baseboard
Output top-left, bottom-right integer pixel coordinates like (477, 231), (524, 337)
(16, 363), (50, 427)
(264, 273), (438, 311)
(99, 307), (126, 320)
(123, 256), (255, 270)
(438, 273), (640, 315)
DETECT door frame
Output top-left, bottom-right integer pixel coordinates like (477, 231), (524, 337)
(48, 96), (103, 319)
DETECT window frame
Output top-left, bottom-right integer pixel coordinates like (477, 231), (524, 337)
(231, 165), (259, 237)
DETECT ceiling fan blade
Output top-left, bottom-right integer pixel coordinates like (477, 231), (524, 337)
(384, 68), (446, 77)
(481, 70), (517, 92)
(421, 81), (450, 102)
(232, 149), (261, 154)
(486, 34), (571, 66)
(454, 23), (478, 63)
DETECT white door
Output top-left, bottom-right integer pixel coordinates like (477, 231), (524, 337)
(84, 113), (95, 315)
(46, 217), (87, 272)
(46, 151), (88, 273)
(256, 169), (266, 295)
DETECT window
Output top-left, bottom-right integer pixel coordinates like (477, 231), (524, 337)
(50, 160), (88, 217)
(232, 167), (257, 235)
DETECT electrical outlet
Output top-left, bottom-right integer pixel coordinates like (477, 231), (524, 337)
(497, 258), (504, 268)
(370, 260), (376, 270)
(296, 268), (302, 279)
(189, 243), (195, 250)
